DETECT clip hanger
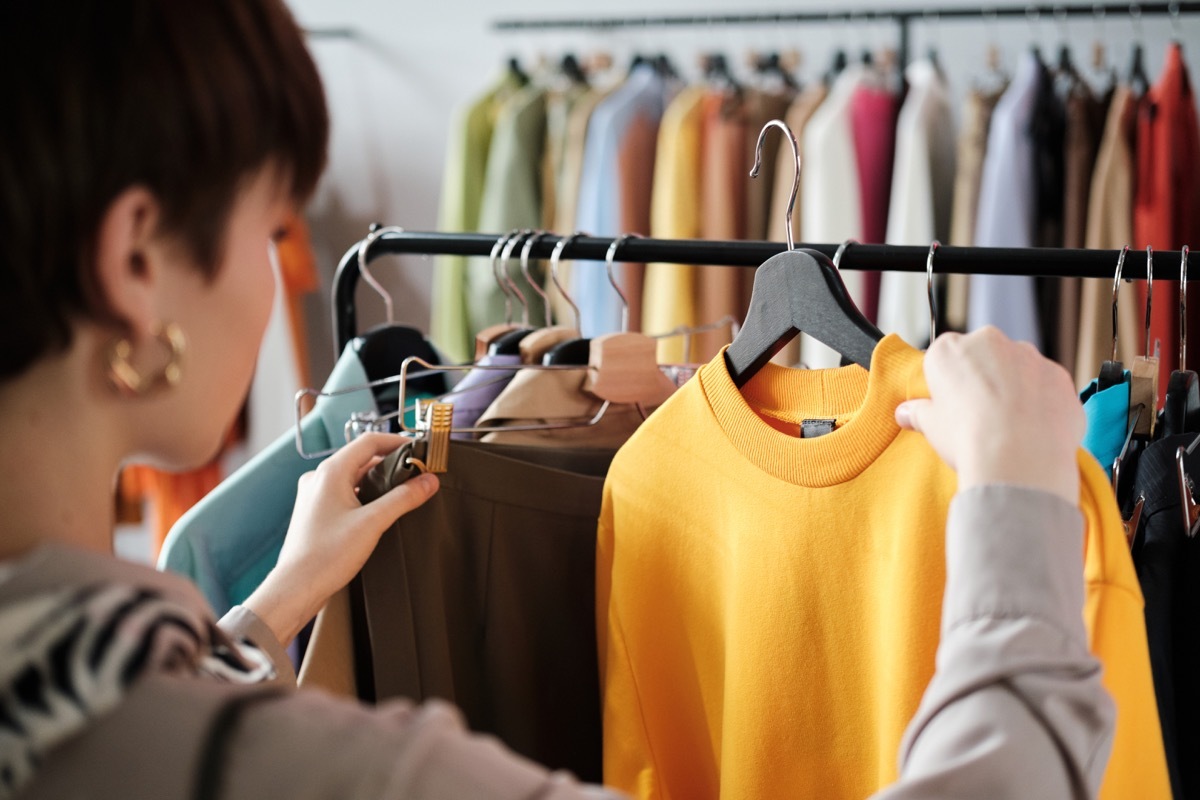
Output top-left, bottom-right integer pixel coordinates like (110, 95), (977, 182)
(1112, 402), (1146, 548)
(406, 401), (453, 474)
(1178, 431), (1200, 538)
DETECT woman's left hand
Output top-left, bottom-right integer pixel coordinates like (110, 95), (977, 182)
(244, 432), (440, 647)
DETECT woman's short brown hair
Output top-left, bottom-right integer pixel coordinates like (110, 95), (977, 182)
(0, 0), (329, 380)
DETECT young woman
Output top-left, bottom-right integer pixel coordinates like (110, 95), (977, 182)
(0, 1), (1109, 798)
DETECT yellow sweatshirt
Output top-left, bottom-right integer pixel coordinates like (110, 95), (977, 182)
(596, 334), (1168, 800)
(643, 85), (706, 363)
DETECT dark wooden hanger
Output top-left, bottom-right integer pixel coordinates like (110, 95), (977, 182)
(725, 249), (882, 387)
(724, 120), (882, 389)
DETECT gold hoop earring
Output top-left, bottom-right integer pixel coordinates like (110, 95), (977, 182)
(106, 322), (187, 397)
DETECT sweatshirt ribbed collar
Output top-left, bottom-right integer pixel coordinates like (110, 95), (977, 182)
(699, 334), (926, 487)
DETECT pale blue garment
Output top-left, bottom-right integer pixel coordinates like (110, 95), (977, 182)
(448, 352), (521, 438)
(968, 51), (1043, 349)
(159, 347), (377, 616)
(1080, 374), (1131, 480)
(573, 65), (667, 337)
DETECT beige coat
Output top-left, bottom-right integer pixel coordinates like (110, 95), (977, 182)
(7, 483), (1113, 800)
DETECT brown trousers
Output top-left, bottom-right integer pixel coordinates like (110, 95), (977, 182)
(353, 440), (615, 782)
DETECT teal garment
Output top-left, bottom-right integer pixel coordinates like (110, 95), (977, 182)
(431, 73), (523, 364)
(1080, 373), (1131, 479)
(159, 348), (378, 616)
(470, 84), (550, 334)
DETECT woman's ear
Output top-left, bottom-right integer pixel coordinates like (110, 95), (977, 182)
(91, 186), (171, 339)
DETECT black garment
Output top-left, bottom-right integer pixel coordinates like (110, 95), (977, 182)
(1030, 55), (1067, 358)
(352, 440), (615, 783)
(1130, 433), (1200, 799)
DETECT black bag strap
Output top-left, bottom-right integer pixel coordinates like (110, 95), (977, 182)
(194, 687), (287, 800)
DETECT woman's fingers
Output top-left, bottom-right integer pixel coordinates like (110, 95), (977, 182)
(320, 432), (411, 477)
(360, 473), (441, 529)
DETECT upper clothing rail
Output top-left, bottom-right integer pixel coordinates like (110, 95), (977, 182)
(331, 229), (1185, 353)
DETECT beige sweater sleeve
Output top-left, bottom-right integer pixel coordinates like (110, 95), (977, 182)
(218, 603), (297, 687)
(872, 486), (1115, 800)
(211, 487), (1110, 800)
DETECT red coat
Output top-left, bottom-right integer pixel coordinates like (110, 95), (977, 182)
(1134, 44), (1200, 397)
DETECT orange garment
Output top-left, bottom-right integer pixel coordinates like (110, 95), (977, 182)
(1134, 44), (1200, 394)
(694, 89), (747, 361)
(274, 212), (320, 389)
(120, 464), (224, 556)
(616, 112), (659, 333)
(597, 334), (1170, 800)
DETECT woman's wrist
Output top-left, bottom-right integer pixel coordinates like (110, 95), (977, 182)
(242, 571), (325, 649)
(956, 447), (1079, 508)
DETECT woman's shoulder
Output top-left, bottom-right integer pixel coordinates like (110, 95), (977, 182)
(0, 542), (211, 611)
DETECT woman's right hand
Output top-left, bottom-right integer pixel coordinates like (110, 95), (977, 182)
(245, 432), (440, 647)
(895, 326), (1086, 506)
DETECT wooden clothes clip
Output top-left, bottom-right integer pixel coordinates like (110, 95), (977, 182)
(406, 400), (453, 474)
(1130, 356), (1159, 436)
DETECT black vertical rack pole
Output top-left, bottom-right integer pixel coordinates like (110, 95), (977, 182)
(332, 230), (1184, 355)
(491, 3), (1200, 69)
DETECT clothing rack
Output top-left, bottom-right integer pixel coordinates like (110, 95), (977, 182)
(332, 230), (1186, 354)
(492, 2), (1200, 76)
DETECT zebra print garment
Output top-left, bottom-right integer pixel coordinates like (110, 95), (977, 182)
(0, 584), (274, 798)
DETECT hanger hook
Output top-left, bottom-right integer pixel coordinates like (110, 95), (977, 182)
(605, 233), (643, 333)
(520, 231), (552, 326)
(750, 119), (801, 251)
(357, 224), (403, 324)
(924, 9), (942, 55)
(927, 241), (941, 345)
(1111, 245), (1129, 362)
(1130, 3), (1144, 42)
(501, 231), (532, 326)
(1145, 245), (1155, 359)
(1169, 2), (1182, 37)
(833, 239), (857, 272)
(1053, 4), (1069, 43)
(550, 232), (587, 331)
(490, 230), (520, 324)
(1181, 245), (1190, 371)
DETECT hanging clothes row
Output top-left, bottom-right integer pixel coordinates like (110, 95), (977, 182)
(170, 220), (1200, 800)
(431, 29), (1200, 392)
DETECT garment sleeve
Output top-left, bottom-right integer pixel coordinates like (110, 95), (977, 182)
(218, 604), (297, 687)
(219, 600), (621, 798)
(872, 485), (1115, 800)
(222, 692), (625, 799)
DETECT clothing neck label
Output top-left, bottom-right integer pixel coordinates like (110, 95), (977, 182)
(801, 419), (836, 439)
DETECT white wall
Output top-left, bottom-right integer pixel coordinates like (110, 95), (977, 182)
(285, 0), (1200, 382)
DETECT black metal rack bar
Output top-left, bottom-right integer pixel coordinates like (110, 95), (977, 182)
(492, 3), (1199, 72)
(332, 230), (1186, 354)
(493, 3), (1199, 30)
